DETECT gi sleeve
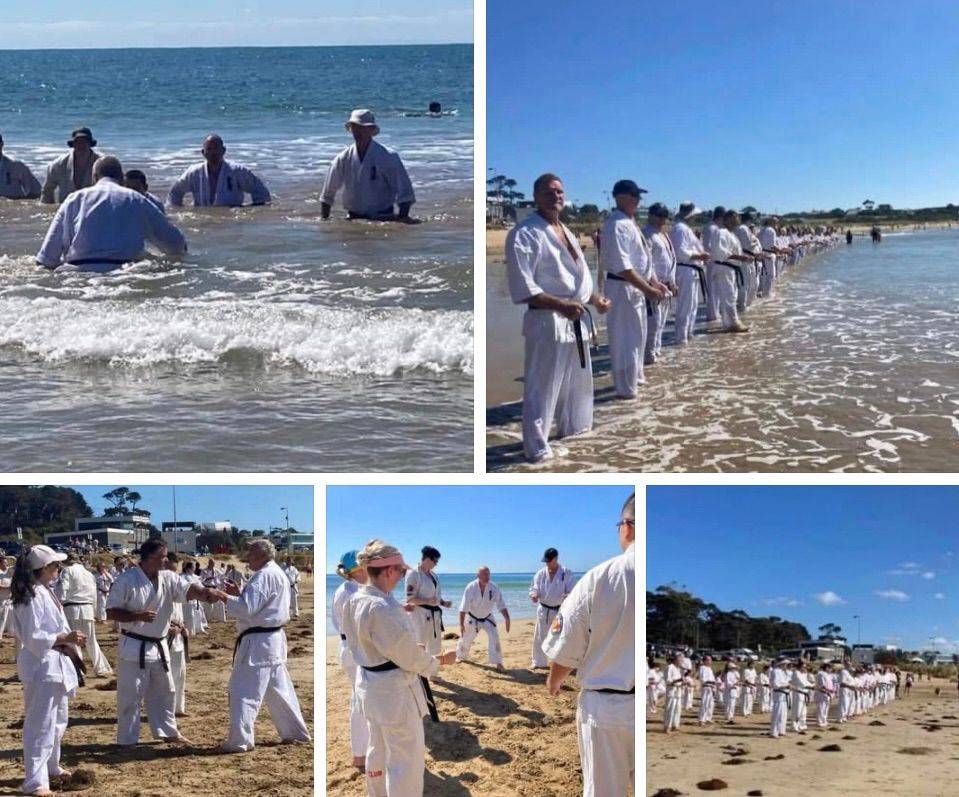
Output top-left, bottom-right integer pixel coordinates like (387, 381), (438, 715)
(40, 159), (59, 204)
(672, 225), (699, 262)
(168, 570), (192, 604)
(506, 226), (544, 304)
(494, 587), (507, 612)
(542, 576), (590, 668)
(144, 201), (188, 255)
(235, 166), (271, 205)
(16, 596), (59, 660)
(18, 163), (41, 199)
(369, 605), (440, 677)
(405, 570), (419, 600)
(36, 201), (70, 268)
(225, 578), (269, 619)
(458, 584), (470, 613)
(607, 220), (637, 273)
(563, 568), (578, 596)
(105, 574), (128, 611)
(320, 151), (346, 206)
(389, 152), (415, 206)
(166, 167), (191, 207)
(708, 231), (731, 262)
(529, 571), (541, 599)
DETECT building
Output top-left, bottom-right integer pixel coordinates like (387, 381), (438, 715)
(44, 512), (152, 551)
(161, 520), (232, 555)
(269, 529), (314, 552)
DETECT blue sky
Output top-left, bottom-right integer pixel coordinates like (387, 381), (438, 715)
(4, 1), (472, 48)
(327, 485), (633, 574)
(488, 0), (959, 212)
(647, 486), (959, 653)
(66, 485), (313, 533)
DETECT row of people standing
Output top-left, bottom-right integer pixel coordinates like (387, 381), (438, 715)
(505, 172), (840, 462)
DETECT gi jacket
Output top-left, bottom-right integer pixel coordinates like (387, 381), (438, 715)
(168, 160), (271, 207)
(226, 560), (290, 667)
(14, 586), (79, 691)
(320, 140), (415, 217)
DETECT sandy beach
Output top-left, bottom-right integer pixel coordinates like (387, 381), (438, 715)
(0, 561), (314, 796)
(326, 618), (621, 796)
(646, 676), (959, 797)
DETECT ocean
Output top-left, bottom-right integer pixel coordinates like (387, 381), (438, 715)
(0, 45), (473, 471)
(487, 228), (959, 472)
(325, 572), (573, 636)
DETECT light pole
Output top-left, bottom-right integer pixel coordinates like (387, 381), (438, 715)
(853, 614), (860, 644)
(280, 506), (290, 554)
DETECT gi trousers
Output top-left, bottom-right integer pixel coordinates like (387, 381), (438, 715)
(412, 607), (442, 656)
(742, 686), (755, 716)
(605, 279), (647, 397)
(706, 264), (721, 322)
(714, 266), (741, 329)
(522, 325), (593, 462)
(674, 267), (701, 344)
(290, 590), (300, 618)
(644, 297), (670, 364)
(770, 693), (788, 737)
(224, 661), (310, 751)
(839, 690), (853, 722)
(723, 688), (737, 722)
(531, 604), (560, 667)
(95, 592), (108, 622)
(116, 658), (179, 745)
(21, 680), (69, 794)
(0, 599), (11, 639)
(663, 690), (681, 731)
(170, 644), (187, 715)
(362, 690), (425, 797)
(791, 693), (808, 731)
(457, 617), (502, 665)
(337, 643), (369, 759)
(759, 255), (777, 297)
(815, 695), (830, 727)
(65, 612), (112, 676)
(577, 691), (634, 797)
(698, 688), (715, 723)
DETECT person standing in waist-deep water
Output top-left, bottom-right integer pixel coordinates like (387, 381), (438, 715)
(0, 132), (42, 199)
(341, 540), (458, 797)
(41, 127), (99, 204)
(529, 546), (576, 669)
(167, 134), (270, 207)
(10, 545), (86, 797)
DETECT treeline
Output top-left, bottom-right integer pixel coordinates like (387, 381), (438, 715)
(0, 486), (93, 544)
(647, 585), (811, 653)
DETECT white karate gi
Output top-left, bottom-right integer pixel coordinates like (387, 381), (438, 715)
(722, 669), (740, 722)
(41, 150), (99, 204)
(698, 665), (716, 724)
(167, 160), (270, 207)
(528, 564), (576, 668)
(814, 670), (833, 727)
(94, 571), (112, 622)
(734, 225), (760, 309)
(223, 560), (310, 751)
(681, 654), (695, 710)
(708, 228), (744, 328)
(284, 564), (301, 618)
(332, 579), (369, 759)
(759, 671), (771, 713)
(838, 667), (855, 722)
(320, 140), (415, 218)
(702, 221), (721, 321)
(14, 585), (78, 795)
(181, 574), (207, 635)
(36, 178), (187, 271)
(107, 566), (191, 745)
(0, 565), (12, 640)
(456, 579), (507, 665)
(641, 224), (676, 364)
(342, 583), (441, 797)
(168, 601), (187, 715)
(506, 213), (595, 462)
(769, 665), (789, 737)
(542, 543), (634, 797)
(57, 563), (112, 676)
(758, 225), (779, 296)
(600, 209), (651, 397)
(742, 667), (757, 716)
(646, 666), (662, 713)
(202, 569), (227, 622)
(671, 220), (707, 344)
(664, 663), (683, 731)
(0, 154), (42, 198)
(790, 669), (811, 731)
(405, 566), (446, 656)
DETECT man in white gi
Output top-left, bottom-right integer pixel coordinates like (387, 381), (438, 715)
(790, 659), (811, 732)
(219, 539), (311, 753)
(599, 179), (668, 398)
(641, 203), (678, 365)
(164, 553), (189, 717)
(722, 660), (740, 723)
(769, 657), (790, 738)
(405, 546), (451, 658)
(0, 555), (12, 641)
(201, 560), (228, 623)
(56, 554), (112, 677)
(671, 202), (711, 345)
(814, 661), (835, 728)
(838, 660), (856, 723)
(707, 210), (755, 333)
(742, 662), (758, 716)
(0, 133), (41, 199)
(41, 127), (99, 204)
(664, 652), (684, 733)
(124, 169), (166, 213)
(702, 206), (725, 325)
(320, 109), (417, 222)
(697, 655), (717, 725)
(529, 546), (576, 669)
(180, 561), (208, 636)
(758, 216), (788, 297)
(36, 156), (188, 272)
(456, 566), (511, 670)
(544, 492), (634, 797)
(759, 664), (772, 713)
(167, 134), (270, 207)
(107, 538), (225, 746)
(681, 648), (695, 711)
(733, 212), (762, 310)
(94, 562), (112, 623)
(283, 557), (301, 619)
(506, 173), (611, 463)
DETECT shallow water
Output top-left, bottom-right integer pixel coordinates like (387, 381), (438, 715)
(487, 229), (959, 472)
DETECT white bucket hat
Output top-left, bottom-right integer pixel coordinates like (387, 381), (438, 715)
(346, 109), (380, 136)
(27, 544), (67, 570)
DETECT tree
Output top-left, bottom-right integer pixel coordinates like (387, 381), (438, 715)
(862, 199), (875, 211)
(486, 174), (507, 197)
(818, 623), (842, 639)
(877, 203), (893, 213)
(741, 206), (758, 215)
(127, 491), (142, 511)
(103, 487), (131, 512)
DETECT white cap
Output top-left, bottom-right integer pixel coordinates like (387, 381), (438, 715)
(26, 545), (67, 570)
(345, 109), (380, 135)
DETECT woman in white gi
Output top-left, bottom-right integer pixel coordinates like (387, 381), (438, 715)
(164, 554), (189, 717)
(543, 493), (635, 797)
(342, 540), (457, 797)
(759, 664), (772, 713)
(405, 545), (452, 659)
(456, 566), (511, 671)
(529, 547), (576, 669)
(331, 550), (369, 771)
(11, 545), (85, 797)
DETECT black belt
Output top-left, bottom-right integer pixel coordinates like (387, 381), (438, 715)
(66, 258), (129, 266)
(773, 688), (790, 695)
(53, 643), (87, 687)
(541, 602), (561, 611)
(167, 625), (189, 662)
(677, 263), (709, 303)
(605, 271), (626, 282)
(468, 612), (495, 627)
(715, 261), (745, 287)
(62, 602), (92, 607)
(420, 604), (444, 637)
(339, 634), (347, 641)
(122, 630), (168, 672)
(232, 625), (283, 663)
(590, 687), (635, 694)
(361, 659), (440, 722)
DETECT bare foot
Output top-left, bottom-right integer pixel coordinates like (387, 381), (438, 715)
(167, 735), (193, 745)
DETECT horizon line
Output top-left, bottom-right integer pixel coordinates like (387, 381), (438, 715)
(0, 41), (472, 51)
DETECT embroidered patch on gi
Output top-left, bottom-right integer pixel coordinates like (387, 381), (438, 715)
(551, 614), (563, 635)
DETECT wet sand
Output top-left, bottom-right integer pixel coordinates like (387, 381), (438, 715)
(0, 570), (314, 796)
(326, 618), (621, 796)
(646, 677), (959, 797)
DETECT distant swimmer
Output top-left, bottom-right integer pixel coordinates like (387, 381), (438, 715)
(124, 169), (165, 214)
(167, 134), (270, 207)
(36, 156), (188, 272)
(41, 127), (100, 205)
(0, 132), (41, 199)
(871, 225), (881, 243)
(846, 229), (853, 245)
(320, 109), (418, 223)
(429, 101), (442, 117)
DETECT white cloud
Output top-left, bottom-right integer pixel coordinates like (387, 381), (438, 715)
(900, 562), (921, 569)
(813, 591), (846, 606)
(761, 596), (802, 607)
(875, 589), (910, 601)
(922, 571), (936, 579)
(935, 593), (946, 600)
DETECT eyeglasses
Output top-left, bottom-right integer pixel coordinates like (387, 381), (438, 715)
(615, 518), (635, 530)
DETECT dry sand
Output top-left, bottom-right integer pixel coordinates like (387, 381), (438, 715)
(0, 564), (314, 797)
(646, 676), (959, 797)
(326, 618), (616, 797)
